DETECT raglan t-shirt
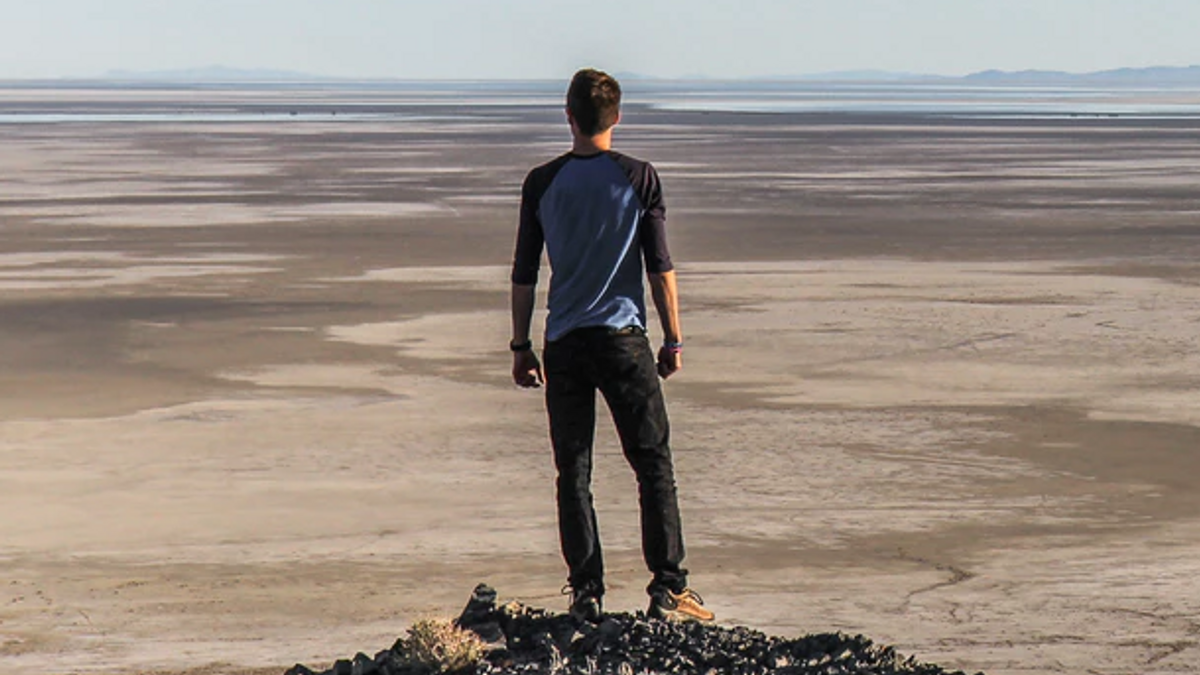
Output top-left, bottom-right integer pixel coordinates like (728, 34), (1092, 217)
(511, 150), (673, 342)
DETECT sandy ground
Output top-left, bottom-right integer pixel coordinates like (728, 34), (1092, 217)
(3, 87), (1200, 675)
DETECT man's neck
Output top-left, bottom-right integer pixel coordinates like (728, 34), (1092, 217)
(572, 130), (613, 156)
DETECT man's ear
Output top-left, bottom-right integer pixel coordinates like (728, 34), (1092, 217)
(613, 110), (622, 127)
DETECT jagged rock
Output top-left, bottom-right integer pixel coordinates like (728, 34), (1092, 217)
(287, 585), (984, 675)
(350, 651), (378, 675)
(456, 583), (504, 643)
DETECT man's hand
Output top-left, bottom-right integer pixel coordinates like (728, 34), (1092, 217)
(648, 271), (683, 380)
(656, 345), (681, 379)
(513, 349), (544, 388)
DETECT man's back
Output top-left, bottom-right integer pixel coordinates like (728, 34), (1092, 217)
(514, 150), (671, 342)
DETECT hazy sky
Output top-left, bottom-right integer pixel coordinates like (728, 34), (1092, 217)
(4, 0), (1198, 79)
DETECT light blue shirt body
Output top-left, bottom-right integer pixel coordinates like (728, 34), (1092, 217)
(513, 151), (672, 343)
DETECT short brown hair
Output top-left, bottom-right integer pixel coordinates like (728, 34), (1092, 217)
(567, 68), (622, 136)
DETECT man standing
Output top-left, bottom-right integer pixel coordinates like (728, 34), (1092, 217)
(509, 68), (713, 624)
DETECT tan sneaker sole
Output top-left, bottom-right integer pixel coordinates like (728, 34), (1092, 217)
(649, 589), (715, 622)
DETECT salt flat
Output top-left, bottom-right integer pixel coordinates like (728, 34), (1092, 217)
(2, 86), (1200, 675)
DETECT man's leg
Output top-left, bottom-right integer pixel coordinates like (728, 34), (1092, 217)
(596, 334), (687, 594)
(543, 337), (605, 597)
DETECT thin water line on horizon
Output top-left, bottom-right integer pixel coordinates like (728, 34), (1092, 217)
(4, 82), (1200, 122)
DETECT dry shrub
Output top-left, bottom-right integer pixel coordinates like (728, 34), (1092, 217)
(402, 617), (485, 673)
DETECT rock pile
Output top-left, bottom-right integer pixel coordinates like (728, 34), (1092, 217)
(285, 584), (981, 675)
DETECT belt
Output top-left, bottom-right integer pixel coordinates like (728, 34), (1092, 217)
(560, 325), (646, 340)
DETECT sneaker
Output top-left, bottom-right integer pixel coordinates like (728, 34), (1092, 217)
(563, 584), (604, 623)
(648, 587), (714, 622)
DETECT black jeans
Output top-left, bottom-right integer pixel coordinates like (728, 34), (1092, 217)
(543, 327), (687, 597)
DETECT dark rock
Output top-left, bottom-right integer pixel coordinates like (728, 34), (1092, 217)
(350, 651), (378, 675)
(287, 586), (985, 675)
(456, 583), (504, 643)
(484, 647), (513, 668)
(373, 648), (400, 674)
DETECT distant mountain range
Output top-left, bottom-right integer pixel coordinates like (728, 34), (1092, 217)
(629, 65), (1200, 85)
(961, 65), (1200, 85)
(103, 65), (329, 81)
(91, 64), (1200, 85)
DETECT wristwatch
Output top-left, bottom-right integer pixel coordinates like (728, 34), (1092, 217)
(510, 339), (533, 352)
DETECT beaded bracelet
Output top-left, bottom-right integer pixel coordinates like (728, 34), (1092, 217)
(663, 340), (684, 354)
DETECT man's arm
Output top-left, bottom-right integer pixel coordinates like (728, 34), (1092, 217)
(648, 270), (683, 379)
(511, 163), (547, 388)
(511, 283), (543, 387)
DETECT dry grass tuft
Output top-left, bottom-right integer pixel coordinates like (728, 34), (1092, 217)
(401, 617), (486, 673)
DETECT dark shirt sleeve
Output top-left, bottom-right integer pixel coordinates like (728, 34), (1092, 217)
(511, 169), (545, 285)
(637, 162), (674, 274)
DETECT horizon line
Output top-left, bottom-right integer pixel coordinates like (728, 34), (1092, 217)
(3, 63), (1200, 84)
